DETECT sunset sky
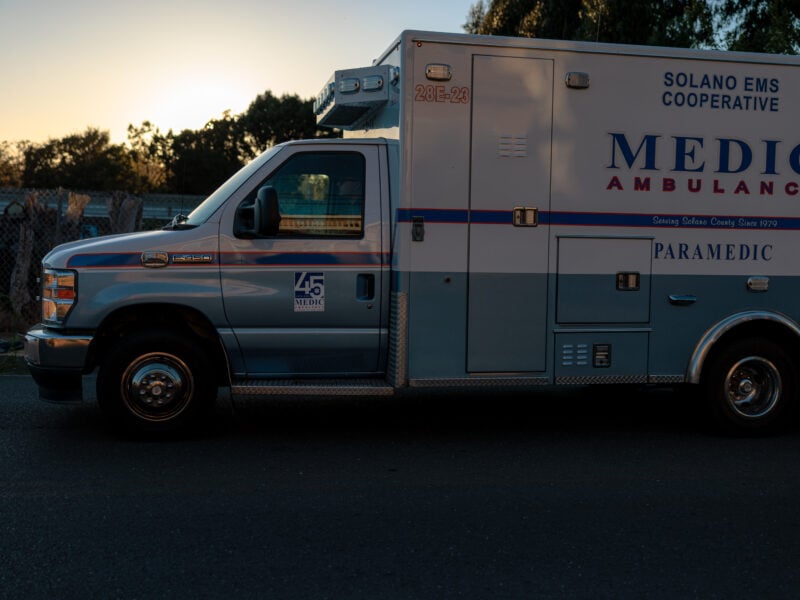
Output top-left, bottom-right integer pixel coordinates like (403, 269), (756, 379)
(0, 0), (470, 144)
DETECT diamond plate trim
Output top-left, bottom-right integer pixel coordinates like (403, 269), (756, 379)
(408, 377), (550, 388)
(555, 375), (648, 385)
(231, 379), (394, 398)
(649, 375), (685, 384)
(387, 292), (408, 387)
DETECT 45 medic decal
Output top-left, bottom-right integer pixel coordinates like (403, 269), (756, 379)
(294, 272), (325, 313)
(414, 84), (470, 104)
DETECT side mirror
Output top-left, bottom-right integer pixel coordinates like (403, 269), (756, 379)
(254, 186), (281, 236)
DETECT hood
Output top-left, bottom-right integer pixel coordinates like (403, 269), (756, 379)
(43, 224), (220, 269)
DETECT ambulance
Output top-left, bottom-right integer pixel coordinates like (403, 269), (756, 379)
(25, 31), (800, 434)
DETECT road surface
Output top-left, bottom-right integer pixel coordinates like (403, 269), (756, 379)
(1, 374), (799, 598)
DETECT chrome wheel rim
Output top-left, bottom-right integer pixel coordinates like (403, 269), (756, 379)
(724, 356), (781, 419)
(121, 352), (194, 422)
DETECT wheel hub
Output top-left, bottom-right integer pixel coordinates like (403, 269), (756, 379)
(725, 356), (781, 419)
(134, 365), (182, 406)
(737, 378), (755, 399)
(121, 353), (194, 422)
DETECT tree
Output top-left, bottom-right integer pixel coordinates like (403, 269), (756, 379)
(464, 0), (487, 33)
(5, 90), (342, 195)
(21, 128), (138, 191)
(719, 0), (800, 54)
(127, 93), (341, 195)
(0, 141), (23, 187)
(126, 121), (169, 192)
(464, 0), (582, 40)
(238, 91), (339, 160)
(163, 111), (246, 195)
(578, 0), (713, 47)
(464, 0), (714, 48)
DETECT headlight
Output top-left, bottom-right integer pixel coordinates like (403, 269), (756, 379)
(41, 268), (77, 326)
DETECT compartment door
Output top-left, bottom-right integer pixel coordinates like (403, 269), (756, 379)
(556, 237), (653, 324)
(467, 55), (553, 372)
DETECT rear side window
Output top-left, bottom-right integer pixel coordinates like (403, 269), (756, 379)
(259, 152), (365, 238)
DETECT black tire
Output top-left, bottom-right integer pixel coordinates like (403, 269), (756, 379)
(703, 337), (796, 434)
(96, 330), (217, 436)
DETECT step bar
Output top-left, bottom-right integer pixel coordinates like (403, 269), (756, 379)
(231, 379), (395, 398)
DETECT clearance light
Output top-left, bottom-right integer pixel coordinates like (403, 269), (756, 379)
(565, 72), (591, 89)
(314, 82), (335, 115)
(425, 64), (452, 81)
(747, 276), (770, 292)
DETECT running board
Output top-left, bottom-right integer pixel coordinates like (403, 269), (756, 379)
(231, 379), (395, 398)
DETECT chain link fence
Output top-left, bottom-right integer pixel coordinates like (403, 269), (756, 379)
(0, 188), (204, 331)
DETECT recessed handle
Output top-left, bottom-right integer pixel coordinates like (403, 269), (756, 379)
(669, 294), (697, 306)
(412, 217), (425, 242)
(513, 207), (538, 227)
(357, 274), (375, 301)
(616, 272), (640, 291)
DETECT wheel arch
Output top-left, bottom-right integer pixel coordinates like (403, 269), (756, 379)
(687, 310), (800, 384)
(87, 303), (231, 386)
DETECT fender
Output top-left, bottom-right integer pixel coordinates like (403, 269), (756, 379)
(687, 310), (800, 384)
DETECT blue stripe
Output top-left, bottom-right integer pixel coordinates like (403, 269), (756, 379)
(396, 209), (468, 223)
(221, 252), (386, 267)
(397, 209), (800, 230)
(68, 252), (387, 268)
(68, 253), (142, 268)
(471, 210), (513, 224)
(552, 212), (800, 230)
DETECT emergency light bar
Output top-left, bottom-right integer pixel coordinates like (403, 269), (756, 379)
(314, 65), (399, 129)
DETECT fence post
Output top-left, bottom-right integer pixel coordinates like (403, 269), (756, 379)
(8, 193), (44, 318)
(53, 188), (64, 246)
(107, 192), (143, 234)
(60, 192), (90, 242)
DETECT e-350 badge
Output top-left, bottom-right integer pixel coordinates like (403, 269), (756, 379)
(294, 272), (325, 312)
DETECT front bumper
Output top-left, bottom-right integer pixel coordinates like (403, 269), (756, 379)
(24, 327), (93, 402)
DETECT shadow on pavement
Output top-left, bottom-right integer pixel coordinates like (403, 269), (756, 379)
(222, 385), (707, 440)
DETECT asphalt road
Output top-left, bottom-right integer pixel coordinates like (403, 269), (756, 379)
(1, 374), (800, 599)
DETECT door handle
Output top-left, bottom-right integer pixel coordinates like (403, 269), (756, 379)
(669, 294), (697, 306)
(357, 274), (375, 301)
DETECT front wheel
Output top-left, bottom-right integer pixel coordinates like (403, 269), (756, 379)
(97, 330), (217, 436)
(704, 337), (796, 434)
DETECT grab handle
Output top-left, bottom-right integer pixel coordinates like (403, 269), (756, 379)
(669, 294), (697, 306)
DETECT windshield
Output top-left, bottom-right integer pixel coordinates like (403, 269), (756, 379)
(183, 146), (283, 225)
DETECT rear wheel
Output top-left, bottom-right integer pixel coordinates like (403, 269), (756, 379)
(97, 330), (216, 436)
(704, 337), (796, 433)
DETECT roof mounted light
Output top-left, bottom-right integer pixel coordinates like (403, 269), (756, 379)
(313, 81), (335, 114)
(315, 64), (398, 129)
(361, 75), (384, 92)
(339, 77), (360, 94)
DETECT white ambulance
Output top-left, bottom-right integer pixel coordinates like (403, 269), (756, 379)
(25, 31), (800, 434)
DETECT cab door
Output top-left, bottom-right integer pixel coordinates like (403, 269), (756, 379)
(219, 144), (385, 376)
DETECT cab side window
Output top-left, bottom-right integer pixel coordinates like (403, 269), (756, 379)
(250, 151), (366, 238)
